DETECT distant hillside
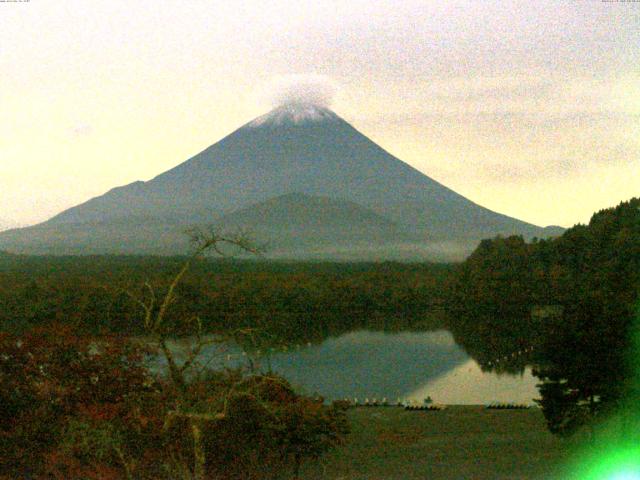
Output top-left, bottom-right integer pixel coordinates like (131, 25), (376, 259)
(0, 103), (563, 260)
(215, 192), (443, 260)
(219, 192), (397, 231)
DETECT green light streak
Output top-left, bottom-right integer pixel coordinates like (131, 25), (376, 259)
(570, 444), (640, 479)
(566, 305), (640, 480)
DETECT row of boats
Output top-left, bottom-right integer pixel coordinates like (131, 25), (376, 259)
(484, 402), (532, 410)
(341, 397), (444, 410)
(339, 398), (534, 410)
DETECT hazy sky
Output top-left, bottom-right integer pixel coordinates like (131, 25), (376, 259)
(1, 0), (638, 227)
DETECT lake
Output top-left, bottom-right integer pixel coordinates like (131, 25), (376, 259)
(164, 330), (540, 405)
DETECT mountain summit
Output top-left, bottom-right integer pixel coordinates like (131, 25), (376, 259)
(248, 102), (339, 127)
(0, 104), (562, 260)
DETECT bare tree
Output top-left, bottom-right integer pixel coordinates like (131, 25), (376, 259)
(128, 227), (264, 480)
(127, 229), (347, 480)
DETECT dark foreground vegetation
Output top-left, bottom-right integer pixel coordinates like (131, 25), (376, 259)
(0, 324), (349, 479)
(1, 197), (639, 478)
(0, 230), (357, 479)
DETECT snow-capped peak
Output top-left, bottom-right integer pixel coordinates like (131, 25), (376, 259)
(248, 103), (339, 128)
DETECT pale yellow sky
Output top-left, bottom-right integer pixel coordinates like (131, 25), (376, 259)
(1, 0), (638, 227)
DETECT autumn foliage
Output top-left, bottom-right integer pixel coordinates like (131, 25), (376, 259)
(0, 324), (348, 479)
(0, 324), (167, 479)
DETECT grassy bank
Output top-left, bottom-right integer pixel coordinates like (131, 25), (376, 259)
(301, 406), (577, 479)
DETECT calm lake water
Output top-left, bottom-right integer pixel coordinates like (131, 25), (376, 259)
(164, 330), (540, 405)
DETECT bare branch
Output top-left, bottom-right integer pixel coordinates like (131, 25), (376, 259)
(185, 225), (267, 259)
(179, 317), (207, 374)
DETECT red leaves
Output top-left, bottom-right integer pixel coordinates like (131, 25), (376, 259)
(78, 403), (121, 422)
(1, 325), (350, 479)
(0, 324), (166, 479)
(193, 371), (349, 479)
(44, 450), (122, 480)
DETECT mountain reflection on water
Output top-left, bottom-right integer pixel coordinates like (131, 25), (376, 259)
(166, 330), (539, 404)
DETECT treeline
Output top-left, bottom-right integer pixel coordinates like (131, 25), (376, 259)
(446, 197), (640, 434)
(0, 256), (452, 346)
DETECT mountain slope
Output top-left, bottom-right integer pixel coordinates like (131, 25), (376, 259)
(0, 103), (563, 259)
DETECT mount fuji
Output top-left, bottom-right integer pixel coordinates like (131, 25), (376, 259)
(0, 103), (562, 260)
